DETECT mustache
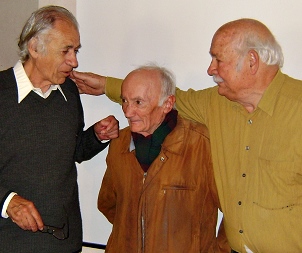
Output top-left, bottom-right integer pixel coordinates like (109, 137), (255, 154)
(213, 75), (224, 83)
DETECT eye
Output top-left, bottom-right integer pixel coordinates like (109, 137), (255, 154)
(121, 98), (127, 103)
(135, 100), (142, 105)
(62, 48), (80, 55)
(213, 56), (221, 63)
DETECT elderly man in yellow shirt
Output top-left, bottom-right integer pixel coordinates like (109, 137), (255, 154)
(71, 18), (302, 253)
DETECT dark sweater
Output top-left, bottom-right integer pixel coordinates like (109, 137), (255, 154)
(0, 68), (108, 253)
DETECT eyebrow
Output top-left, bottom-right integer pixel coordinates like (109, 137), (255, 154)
(64, 44), (82, 50)
(120, 95), (145, 101)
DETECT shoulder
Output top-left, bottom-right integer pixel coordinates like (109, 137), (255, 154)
(282, 73), (302, 99)
(60, 77), (79, 95)
(177, 115), (209, 139)
(107, 126), (131, 154)
(0, 68), (15, 90)
(119, 126), (131, 137)
(110, 126), (131, 145)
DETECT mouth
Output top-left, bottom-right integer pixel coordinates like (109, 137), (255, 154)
(129, 120), (139, 124)
(63, 70), (73, 77)
(128, 118), (141, 125)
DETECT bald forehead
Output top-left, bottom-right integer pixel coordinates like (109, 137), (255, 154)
(122, 69), (162, 101)
(214, 18), (272, 39)
(123, 69), (161, 89)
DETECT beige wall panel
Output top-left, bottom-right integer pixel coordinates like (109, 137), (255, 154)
(0, 0), (38, 70)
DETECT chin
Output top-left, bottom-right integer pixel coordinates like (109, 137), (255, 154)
(129, 126), (140, 132)
(55, 76), (67, 85)
(59, 79), (67, 84)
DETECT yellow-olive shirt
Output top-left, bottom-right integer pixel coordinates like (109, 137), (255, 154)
(106, 70), (302, 253)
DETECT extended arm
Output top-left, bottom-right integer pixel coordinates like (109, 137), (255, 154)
(71, 70), (209, 123)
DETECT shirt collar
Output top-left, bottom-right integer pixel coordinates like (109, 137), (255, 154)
(232, 70), (284, 116)
(129, 136), (135, 152)
(257, 70), (284, 116)
(13, 60), (67, 103)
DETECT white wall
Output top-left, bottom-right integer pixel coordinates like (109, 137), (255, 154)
(75, 0), (302, 246)
(38, 0), (76, 15)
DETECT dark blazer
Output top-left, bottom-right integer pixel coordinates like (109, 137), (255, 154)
(0, 68), (108, 253)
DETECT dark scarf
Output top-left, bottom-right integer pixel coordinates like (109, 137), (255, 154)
(132, 109), (178, 172)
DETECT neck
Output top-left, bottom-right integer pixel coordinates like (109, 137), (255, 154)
(23, 60), (51, 93)
(240, 67), (279, 113)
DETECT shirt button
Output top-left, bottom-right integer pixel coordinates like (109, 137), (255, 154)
(239, 230), (243, 233)
(245, 146), (250, 150)
(242, 173), (246, 177)
(248, 119), (253, 124)
(160, 157), (165, 162)
(238, 201), (242, 205)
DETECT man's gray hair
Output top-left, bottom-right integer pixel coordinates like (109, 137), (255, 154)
(135, 63), (176, 106)
(233, 19), (284, 68)
(18, 5), (79, 63)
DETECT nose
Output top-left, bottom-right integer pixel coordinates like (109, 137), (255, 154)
(122, 103), (135, 118)
(66, 51), (78, 68)
(207, 58), (217, 76)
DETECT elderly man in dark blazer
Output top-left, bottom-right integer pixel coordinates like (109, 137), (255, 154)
(0, 6), (118, 253)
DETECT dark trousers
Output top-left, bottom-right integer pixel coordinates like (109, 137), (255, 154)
(231, 250), (239, 253)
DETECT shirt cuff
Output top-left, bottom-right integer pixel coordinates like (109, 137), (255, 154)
(1, 192), (17, 218)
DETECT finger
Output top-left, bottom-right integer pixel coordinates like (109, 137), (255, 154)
(7, 196), (42, 232)
(31, 210), (44, 231)
(10, 205), (36, 231)
(107, 121), (119, 133)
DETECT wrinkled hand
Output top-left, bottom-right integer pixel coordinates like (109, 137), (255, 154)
(94, 115), (119, 141)
(70, 71), (106, 95)
(7, 195), (43, 232)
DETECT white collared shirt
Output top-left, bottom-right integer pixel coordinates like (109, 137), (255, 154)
(13, 60), (67, 103)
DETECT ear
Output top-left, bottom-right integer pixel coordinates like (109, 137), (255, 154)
(248, 50), (259, 74)
(27, 37), (39, 59)
(163, 95), (176, 113)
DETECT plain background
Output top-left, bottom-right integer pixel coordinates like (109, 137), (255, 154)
(1, 1), (302, 251)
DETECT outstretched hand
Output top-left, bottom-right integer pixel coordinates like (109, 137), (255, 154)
(94, 115), (119, 141)
(70, 71), (106, 95)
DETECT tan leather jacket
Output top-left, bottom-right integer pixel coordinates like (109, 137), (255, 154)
(98, 116), (230, 253)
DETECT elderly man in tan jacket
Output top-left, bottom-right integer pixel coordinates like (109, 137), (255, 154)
(97, 64), (229, 253)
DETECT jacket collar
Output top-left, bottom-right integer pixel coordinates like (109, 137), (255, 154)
(125, 115), (186, 156)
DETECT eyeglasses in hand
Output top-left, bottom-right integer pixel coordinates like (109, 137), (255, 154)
(40, 223), (67, 240)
